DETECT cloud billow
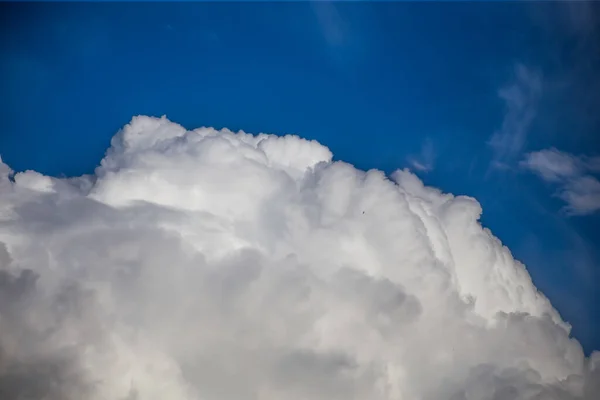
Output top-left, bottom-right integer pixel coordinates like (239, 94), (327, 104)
(0, 115), (598, 399)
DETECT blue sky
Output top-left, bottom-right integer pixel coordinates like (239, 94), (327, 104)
(1, 1), (599, 354)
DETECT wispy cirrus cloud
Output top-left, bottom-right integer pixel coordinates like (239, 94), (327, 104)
(521, 148), (600, 215)
(310, 0), (346, 47)
(488, 64), (543, 167)
(407, 138), (436, 173)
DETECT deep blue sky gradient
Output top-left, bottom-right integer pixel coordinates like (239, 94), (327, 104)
(1, 2), (599, 354)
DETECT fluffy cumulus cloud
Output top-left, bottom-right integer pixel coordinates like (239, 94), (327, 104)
(0, 115), (599, 400)
(521, 148), (600, 215)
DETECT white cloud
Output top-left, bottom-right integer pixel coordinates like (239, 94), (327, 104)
(407, 138), (436, 173)
(521, 148), (600, 215)
(520, 148), (583, 182)
(488, 64), (542, 164)
(0, 115), (598, 399)
(559, 176), (600, 216)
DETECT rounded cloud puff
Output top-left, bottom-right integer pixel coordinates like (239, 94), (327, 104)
(0, 115), (598, 399)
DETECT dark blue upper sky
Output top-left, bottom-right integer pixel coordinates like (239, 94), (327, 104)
(1, 1), (599, 354)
